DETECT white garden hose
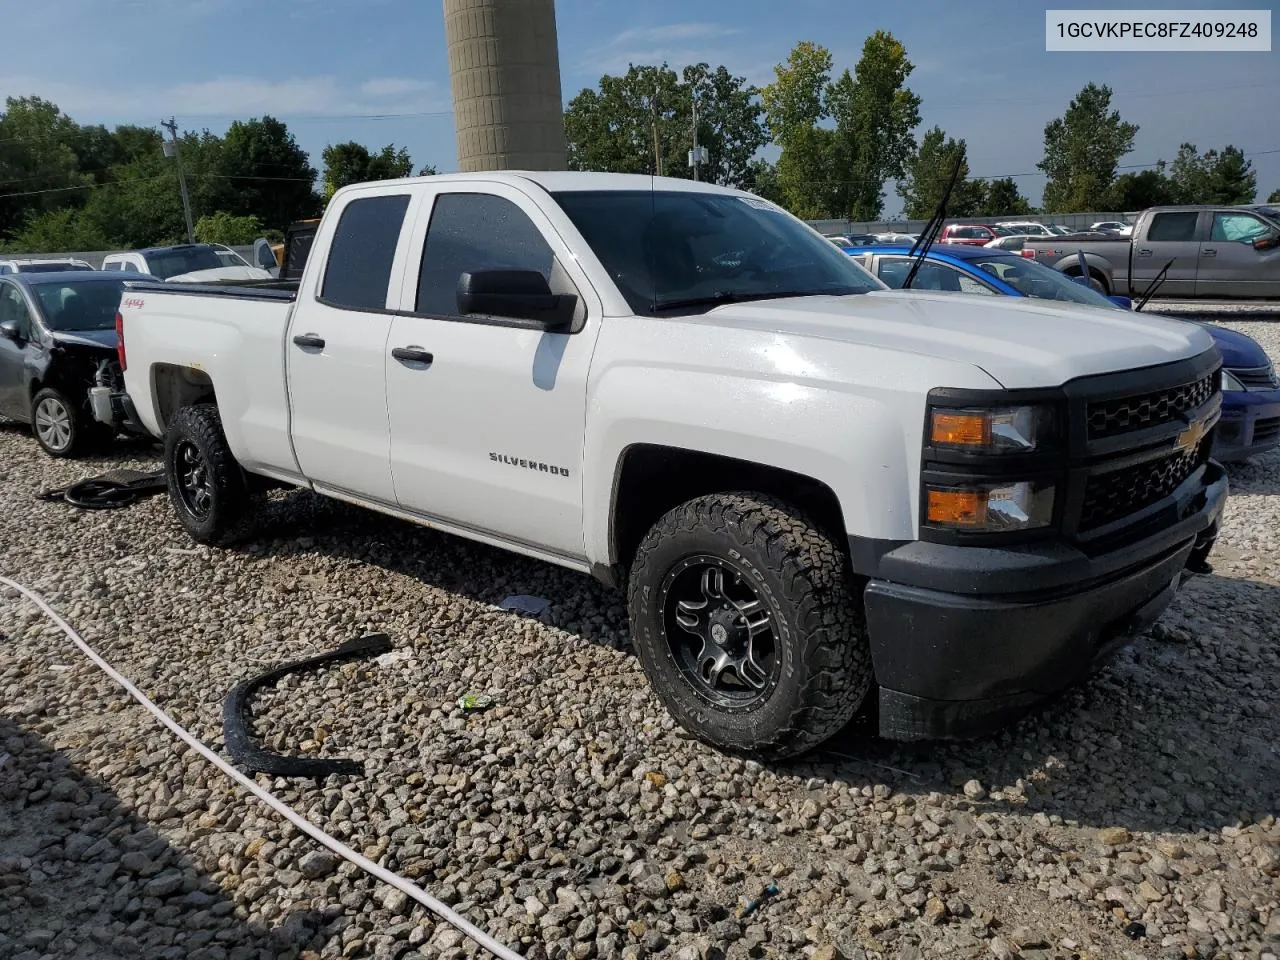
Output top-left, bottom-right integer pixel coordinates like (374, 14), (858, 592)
(0, 575), (525, 960)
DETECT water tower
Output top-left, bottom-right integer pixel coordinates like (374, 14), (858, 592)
(443, 0), (567, 171)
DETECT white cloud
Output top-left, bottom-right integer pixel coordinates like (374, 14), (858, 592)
(360, 77), (436, 98)
(0, 74), (450, 122)
(609, 23), (734, 46)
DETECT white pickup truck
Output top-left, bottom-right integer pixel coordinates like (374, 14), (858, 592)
(105, 172), (1228, 758)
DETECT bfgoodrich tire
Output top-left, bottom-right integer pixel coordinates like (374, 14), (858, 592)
(163, 404), (256, 545)
(627, 492), (872, 760)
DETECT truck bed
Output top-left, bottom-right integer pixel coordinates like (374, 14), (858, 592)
(125, 279), (300, 300)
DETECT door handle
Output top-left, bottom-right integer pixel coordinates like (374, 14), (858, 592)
(1136, 249), (1153, 257)
(292, 333), (325, 349)
(391, 346), (434, 365)
(1201, 248), (1217, 257)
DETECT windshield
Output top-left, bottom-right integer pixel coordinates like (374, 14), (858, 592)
(17, 262), (86, 273)
(31, 278), (130, 331)
(214, 247), (251, 268)
(144, 245), (225, 279)
(551, 190), (882, 313)
(971, 255), (1119, 308)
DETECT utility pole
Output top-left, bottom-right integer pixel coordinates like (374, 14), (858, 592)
(651, 86), (663, 177)
(161, 117), (195, 244)
(691, 93), (699, 181)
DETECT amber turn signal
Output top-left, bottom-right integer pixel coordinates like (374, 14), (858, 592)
(930, 411), (989, 447)
(926, 488), (985, 527)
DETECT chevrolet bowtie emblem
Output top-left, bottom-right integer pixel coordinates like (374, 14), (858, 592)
(1174, 417), (1209, 455)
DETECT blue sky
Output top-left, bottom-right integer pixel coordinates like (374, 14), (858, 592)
(3, 0), (1276, 212)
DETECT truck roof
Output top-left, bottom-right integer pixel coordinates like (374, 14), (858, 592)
(336, 170), (747, 197)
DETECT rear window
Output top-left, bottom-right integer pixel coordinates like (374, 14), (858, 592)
(30, 279), (128, 331)
(1147, 212), (1199, 242)
(16, 262), (85, 273)
(321, 194), (411, 310)
(143, 247), (226, 279)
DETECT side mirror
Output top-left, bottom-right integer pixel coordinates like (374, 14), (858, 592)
(1253, 234), (1279, 251)
(0, 319), (19, 341)
(456, 270), (576, 330)
(1108, 295), (1133, 310)
(252, 237), (278, 271)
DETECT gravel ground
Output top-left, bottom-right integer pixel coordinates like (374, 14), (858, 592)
(1, 317), (1278, 960)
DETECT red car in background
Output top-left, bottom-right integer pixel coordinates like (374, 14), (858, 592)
(940, 224), (1002, 245)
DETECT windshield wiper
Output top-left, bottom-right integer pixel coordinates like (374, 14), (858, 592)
(652, 290), (848, 312)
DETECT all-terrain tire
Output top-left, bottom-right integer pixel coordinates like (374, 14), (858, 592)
(163, 403), (257, 545)
(627, 491), (873, 760)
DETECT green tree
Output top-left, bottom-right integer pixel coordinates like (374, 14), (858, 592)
(564, 62), (764, 187)
(417, 163), (439, 176)
(194, 211), (264, 245)
(7, 207), (110, 253)
(897, 126), (983, 219)
(0, 96), (88, 238)
(761, 42), (837, 219)
(322, 141), (417, 198)
(1103, 165), (1174, 210)
(217, 116), (318, 230)
(825, 31), (921, 221)
(1038, 83), (1138, 212)
(1268, 188), (1280, 203)
(976, 177), (1034, 217)
(741, 158), (783, 205)
(1168, 143), (1256, 204)
(365, 144), (413, 181)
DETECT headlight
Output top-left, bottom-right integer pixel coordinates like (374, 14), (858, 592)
(1221, 370), (1245, 392)
(928, 404), (1056, 454)
(925, 480), (1055, 532)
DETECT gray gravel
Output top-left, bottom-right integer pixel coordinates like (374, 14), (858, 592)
(1, 315), (1278, 960)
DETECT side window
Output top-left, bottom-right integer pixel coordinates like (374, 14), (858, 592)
(1147, 212), (1199, 242)
(0, 284), (32, 338)
(320, 193), (411, 310)
(416, 193), (555, 317)
(955, 272), (998, 296)
(1211, 212), (1270, 243)
(121, 261), (140, 273)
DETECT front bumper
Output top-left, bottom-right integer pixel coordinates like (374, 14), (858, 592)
(1212, 391), (1280, 462)
(860, 460), (1228, 740)
(88, 387), (146, 434)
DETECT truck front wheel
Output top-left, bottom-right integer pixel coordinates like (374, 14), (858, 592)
(627, 492), (872, 759)
(163, 404), (256, 545)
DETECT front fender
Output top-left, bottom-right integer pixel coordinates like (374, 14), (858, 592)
(581, 347), (1000, 566)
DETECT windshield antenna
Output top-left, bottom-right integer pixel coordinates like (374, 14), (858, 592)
(1133, 258), (1175, 312)
(902, 158), (963, 290)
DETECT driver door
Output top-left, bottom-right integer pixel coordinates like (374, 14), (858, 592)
(0, 281), (35, 417)
(384, 184), (604, 562)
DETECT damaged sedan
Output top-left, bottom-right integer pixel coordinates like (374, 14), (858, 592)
(0, 271), (154, 457)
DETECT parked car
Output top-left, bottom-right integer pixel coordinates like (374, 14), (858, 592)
(104, 171), (1225, 757)
(983, 234), (1036, 252)
(872, 231), (918, 244)
(995, 221), (1055, 237)
(939, 223), (1001, 245)
(101, 243), (274, 283)
(0, 258), (95, 274)
(850, 243), (1280, 462)
(0, 271), (157, 456)
(1089, 221), (1133, 236)
(1048, 225), (1076, 235)
(1024, 206), (1280, 298)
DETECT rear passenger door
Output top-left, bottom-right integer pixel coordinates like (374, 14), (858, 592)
(1197, 210), (1280, 298)
(1132, 211), (1205, 296)
(286, 189), (419, 504)
(384, 184), (603, 563)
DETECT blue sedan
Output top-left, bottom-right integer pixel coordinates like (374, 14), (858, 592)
(849, 244), (1280, 462)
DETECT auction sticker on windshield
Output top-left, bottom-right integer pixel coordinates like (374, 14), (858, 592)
(1046, 9), (1270, 50)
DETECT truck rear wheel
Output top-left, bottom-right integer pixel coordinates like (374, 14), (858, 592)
(163, 404), (256, 545)
(627, 492), (872, 759)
